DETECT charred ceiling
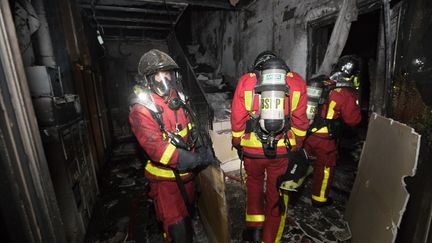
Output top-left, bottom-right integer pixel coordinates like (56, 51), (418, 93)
(77, 0), (235, 40)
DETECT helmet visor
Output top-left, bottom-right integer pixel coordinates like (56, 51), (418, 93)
(341, 62), (355, 75)
(149, 70), (179, 97)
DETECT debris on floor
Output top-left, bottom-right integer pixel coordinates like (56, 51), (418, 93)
(86, 130), (362, 243)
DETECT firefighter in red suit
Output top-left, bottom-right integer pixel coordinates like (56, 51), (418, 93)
(129, 49), (216, 242)
(231, 52), (309, 243)
(304, 55), (362, 207)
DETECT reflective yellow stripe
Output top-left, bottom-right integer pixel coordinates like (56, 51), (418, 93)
(160, 144), (176, 165)
(245, 214), (265, 222)
(291, 91), (300, 111)
(326, 101), (336, 119)
(145, 162), (189, 178)
(312, 166), (331, 202)
(177, 126), (189, 137)
(353, 75), (360, 88)
(291, 127), (306, 137)
(232, 130), (245, 138)
(244, 91), (252, 111)
(310, 126), (329, 133)
(275, 193), (289, 242)
(240, 133), (293, 147)
(161, 123), (191, 163)
(289, 138), (296, 146)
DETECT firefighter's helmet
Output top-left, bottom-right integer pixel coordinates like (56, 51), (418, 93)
(330, 55), (360, 88)
(253, 51), (277, 71)
(138, 49), (181, 97)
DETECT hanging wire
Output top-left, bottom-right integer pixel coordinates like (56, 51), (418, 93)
(90, 0), (106, 56)
(90, 0), (104, 34)
(163, 0), (175, 31)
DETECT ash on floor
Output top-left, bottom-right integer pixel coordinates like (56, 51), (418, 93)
(85, 132), (362, 243)
(224, 159), (356, 243)
(224, 135), (362, 243)
(83, 144), (209, 243)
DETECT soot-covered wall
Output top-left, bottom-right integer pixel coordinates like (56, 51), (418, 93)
(189, 0), (351, 85)
(102, 40), (168, 139)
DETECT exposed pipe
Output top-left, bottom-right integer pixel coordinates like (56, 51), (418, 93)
(33, 0), (56, 67)
(0, 0), (66, 241)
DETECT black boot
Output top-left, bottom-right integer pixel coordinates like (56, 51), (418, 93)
(242, 227), (262, 243)
(312, 197), (334, 208)
(168, 217), (193, 243)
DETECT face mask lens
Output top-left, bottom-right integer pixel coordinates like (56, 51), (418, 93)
(149, 71), (173, 97)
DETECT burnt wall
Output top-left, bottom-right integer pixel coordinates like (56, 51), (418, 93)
(102, 40), (168, 140)
(189, 0), (343, 85)
(392, 0), (432, 242)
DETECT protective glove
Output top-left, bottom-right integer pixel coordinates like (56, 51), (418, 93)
(277, 148), (310, 191)
(176, 147), (218, 171)
(200, 146), (221, 166)
(177, 149), (206, 171)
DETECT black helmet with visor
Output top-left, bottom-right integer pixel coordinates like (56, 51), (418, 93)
(138, 49), (182, 97)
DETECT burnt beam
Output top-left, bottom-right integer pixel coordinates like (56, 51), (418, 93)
(95, 16), (174, 25)
(77, 0), (234, 9)
(78, 4), (180, 15)
(135, 0), (234, 9)
(101, 24), (171, 30)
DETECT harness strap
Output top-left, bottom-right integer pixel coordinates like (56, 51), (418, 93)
(173, 169), (194, 216)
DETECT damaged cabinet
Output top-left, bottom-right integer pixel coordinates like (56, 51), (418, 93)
(26, 66), (98, 242)
(42, 120), (98, 242)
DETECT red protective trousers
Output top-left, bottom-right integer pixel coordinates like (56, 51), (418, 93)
(244, 157), (288, 243)
(303, 136), (336, 203)
(304, 86), (361, 203)
(129, 92), (196, 241)
(148, 180), (195, 240)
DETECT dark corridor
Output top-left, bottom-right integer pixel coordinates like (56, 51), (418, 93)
(0, 0), (431, 243)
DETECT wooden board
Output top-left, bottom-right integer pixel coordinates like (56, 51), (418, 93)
(209, 130), (242, 173)
(345, 113), (420, 243)
(196, 165), (230, 243)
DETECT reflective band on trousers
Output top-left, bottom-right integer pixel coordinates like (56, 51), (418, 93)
(246, 214), (265, 222)
(240, 132), (296, 147)
(275, 193), (289, 242)
(312, 166), (331, 202)
(145, 161), (189, 178)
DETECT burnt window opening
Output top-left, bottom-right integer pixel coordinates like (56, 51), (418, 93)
(307, 19), (335, 80)
(307, 8), (381, 128)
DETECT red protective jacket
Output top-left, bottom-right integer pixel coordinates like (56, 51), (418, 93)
(231, 72), (309, 157)
(129, 93), (194, 181)
(309, 86), (361, 136)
